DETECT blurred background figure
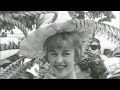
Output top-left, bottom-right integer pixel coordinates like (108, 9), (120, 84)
(88, 38), (107, 79)
(108, 47), (120, 79)
(78, 38), (107, 79)
(101, 47), (120, 79)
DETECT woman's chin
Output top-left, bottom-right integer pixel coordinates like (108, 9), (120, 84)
(54, 70), (68, 78)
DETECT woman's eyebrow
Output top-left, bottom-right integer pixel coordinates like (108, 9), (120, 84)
(49, 50), (56, 52)
(63, 50), (70, 53)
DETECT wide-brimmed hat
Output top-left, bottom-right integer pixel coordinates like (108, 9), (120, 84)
(19, 19), (95, 59)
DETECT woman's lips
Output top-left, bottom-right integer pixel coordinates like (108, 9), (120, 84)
(54, 65), (67, 71)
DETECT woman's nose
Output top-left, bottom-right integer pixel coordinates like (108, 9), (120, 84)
(56, 55), (64, 63)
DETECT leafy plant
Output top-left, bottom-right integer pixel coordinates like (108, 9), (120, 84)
(68, 11), (116, 22)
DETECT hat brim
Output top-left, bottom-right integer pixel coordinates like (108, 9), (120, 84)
(19, 20), (95, 59)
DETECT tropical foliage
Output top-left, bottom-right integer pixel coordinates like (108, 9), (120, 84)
(68, 11), (116, 22)
(0, 11), (116, 35)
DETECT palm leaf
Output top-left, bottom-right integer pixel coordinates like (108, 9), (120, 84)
(70, 19), (120, 45)
(0, 57), (35, 79)
(95, 22), (120, 45)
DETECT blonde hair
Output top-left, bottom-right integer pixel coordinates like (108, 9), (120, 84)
(43, 32), (82, 64)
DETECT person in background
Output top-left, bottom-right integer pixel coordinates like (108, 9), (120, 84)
(105, 47), (120, 79)
(78, 38), (107, 79)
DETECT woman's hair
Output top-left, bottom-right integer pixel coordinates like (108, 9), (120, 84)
(43, 32), (82, 64)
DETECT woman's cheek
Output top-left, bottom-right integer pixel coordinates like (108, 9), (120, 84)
(65, 57), (75, 67)
(48, 56), (56, 66)
(67, 54), (75, 62)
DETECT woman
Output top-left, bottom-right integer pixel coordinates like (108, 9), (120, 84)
(19, 20), (94, 79)
(43, 32), (82, 79)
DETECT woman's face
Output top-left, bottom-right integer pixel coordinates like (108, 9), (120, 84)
(47, 47), (75, 79)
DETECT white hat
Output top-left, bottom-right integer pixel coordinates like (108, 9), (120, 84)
(19, 19), (95, 59)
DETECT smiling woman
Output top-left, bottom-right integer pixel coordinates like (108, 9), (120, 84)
(44, 32), (81, 79)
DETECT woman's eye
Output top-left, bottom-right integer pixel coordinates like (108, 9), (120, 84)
(51, 53), (57, 56)
(63, 53), (70, 56)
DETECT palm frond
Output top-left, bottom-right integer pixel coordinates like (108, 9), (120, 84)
(95, 22), (120, 45)
(0, 57), (36, 79)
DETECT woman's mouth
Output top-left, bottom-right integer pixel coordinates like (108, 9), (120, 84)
(54, 65), (67, 71)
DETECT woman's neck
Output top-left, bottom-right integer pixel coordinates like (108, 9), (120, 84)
(62, 70), (77, 79)
(45, 69), (77, 79)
